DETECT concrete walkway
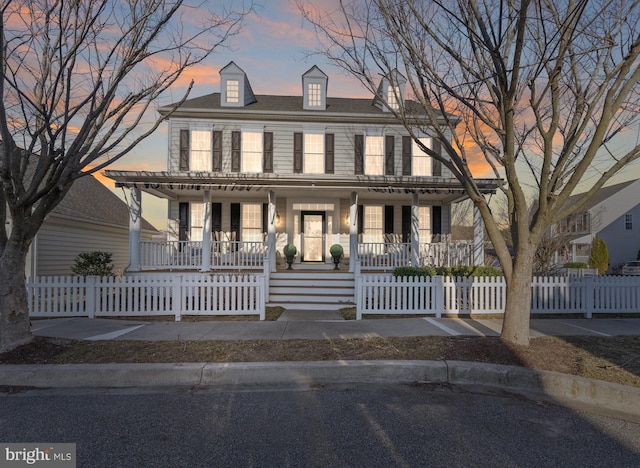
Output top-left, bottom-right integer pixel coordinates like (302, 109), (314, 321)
(29, 313), (640, 342)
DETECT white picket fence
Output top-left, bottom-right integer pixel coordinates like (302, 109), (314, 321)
(27, 274), (266, 320)
(356, 275), (640, 319)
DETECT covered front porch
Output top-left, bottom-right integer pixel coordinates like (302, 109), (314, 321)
(105, 171), (497, 273)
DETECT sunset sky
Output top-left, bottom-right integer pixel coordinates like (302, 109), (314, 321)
(99, 0), (640, 231)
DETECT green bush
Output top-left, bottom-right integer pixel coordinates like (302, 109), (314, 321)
(393, 265), (502, 277)
(283, 244), (297, 257)
(71, 251), (115, 277)
(330, 244), (344, 257)
(563, 262), (588, 269)
(588, 235), (609, 274)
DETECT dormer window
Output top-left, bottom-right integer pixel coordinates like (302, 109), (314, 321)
(220, 61), (256, 107)
(302, 65), (328, 110)
(387, 85), (400, 111)
(308, 83), (321, 107)
(226, 80), (239, 103)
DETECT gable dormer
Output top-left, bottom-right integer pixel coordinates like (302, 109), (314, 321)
(220, 61), (256, 107)
(373, 69), (406, 112)
(302, 65), (328, 110)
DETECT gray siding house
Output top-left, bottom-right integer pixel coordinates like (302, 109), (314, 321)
(105, 62), (499, 274)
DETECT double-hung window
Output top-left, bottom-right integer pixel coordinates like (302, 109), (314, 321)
(241, 203), (263, 242)
(242, 131), (262, 173)
(412, 137), (432, 176)
(304, 133), (324, 174)
(418, 206), (431, 243)
(226, 80), (239, 103)
(387, 85), (400, 111)
(190, 203), (204, 241)
(308, 83), (321, 107)
(363, 205), (384, 243)
(365, 136), (384, 176)
(190, 130), (211, 171)
(625, 214), (633, 230)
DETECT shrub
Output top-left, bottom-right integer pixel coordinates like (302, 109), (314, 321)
(392, 265), (502, 277)
(71, 251), (115, 277)
(283, 244), (297, 257)
(329, 244), (344, 257)
(392, 266), (435, 277)
(588, 235), (609, 274)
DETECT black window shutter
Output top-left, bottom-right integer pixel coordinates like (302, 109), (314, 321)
(178, 202), (189, 242)
(293, 132), (303, 173)
(211, 203), (222, 232)
(385, 135), (395, 175)
(402, 205), (411, 243)
(263, 132), (273, 173)
(325, 133), (334, 174)
(212, 131), (222, 171)
(354, 134), (364, 175)
(432, 206), (442, 236)
(230, 203), (240, 241)
(432, 139), (442, 176)
(179, 129), (189, 171)
(357, 205), (364, 234)
(402, 136), (412, 176)
(385, 205), (394, 234)
(231, 131), (241, 172)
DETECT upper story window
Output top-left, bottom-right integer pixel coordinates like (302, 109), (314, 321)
(387, 85), (400, 111)
(190, 130), (211, 171)
(625, 214), (633, 230)
(365, 136), (384, 176)
(308, 83), (321, 107)
(412, 138), (432, 176)
(304, 133), (324, 174)
(242, 131), (263, 173)
(226, 80), (239, 103)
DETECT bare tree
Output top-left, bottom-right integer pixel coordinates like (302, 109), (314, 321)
(0, 0), (251, 351)
(301, 0), (640, 345)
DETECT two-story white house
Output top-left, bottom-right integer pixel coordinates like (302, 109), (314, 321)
(105, 62), (499, 277)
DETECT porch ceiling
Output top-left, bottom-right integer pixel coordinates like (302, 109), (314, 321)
(103, 170), (500, 204)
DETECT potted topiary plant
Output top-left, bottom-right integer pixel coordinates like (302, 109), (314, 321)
(283, 244), (297, 269)
(330, 244), (344, 270)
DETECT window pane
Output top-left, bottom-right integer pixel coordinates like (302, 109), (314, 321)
(226, 80), (239, 103)
(242, 132), (262, 173)
(190, 130), (211, 171)
(412, 137), (432, 176)
(190, 203), (204, 241)
(363, 205), (383, 243)
(304, 133), (324, 174)
(365, 136), (384, 176)
(308, 83), (321, 106)
(241, 203), (263, 242)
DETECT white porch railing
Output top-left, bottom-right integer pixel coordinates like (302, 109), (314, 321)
(140, 240), (267, 270)
(356, 274), (640, 319)
(27, 274), (266, 320)
(357, 242), (473, 270)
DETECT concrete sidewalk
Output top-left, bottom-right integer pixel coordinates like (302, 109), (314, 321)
(29, 313), (640, 342)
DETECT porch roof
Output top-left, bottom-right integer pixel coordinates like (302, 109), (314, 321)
(103, 170), (500, 204)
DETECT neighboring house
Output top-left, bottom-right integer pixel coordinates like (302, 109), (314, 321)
(7, 175), (158, 277)
(105, 62), (499, 273)
(552, 178), (640, 270)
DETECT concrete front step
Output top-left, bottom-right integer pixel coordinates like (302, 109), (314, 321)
(266, 302), (353, 311)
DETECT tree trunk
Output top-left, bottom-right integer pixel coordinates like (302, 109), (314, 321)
(0, 242), (32, 352)
(501, 250), (535, 346)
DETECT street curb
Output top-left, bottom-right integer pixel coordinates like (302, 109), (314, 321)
(1, 361), (638, 422)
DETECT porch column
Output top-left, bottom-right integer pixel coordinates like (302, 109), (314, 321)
(268, 190), (276, 272)
(349, 191), (358, 273)
(473, 205), (485, 266)
(129, 187), (142, 272)
(411, 192), (420, 266)
(200, 190), (212, 272)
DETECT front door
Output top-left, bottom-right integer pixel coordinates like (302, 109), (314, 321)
(302, 211), (325, 262)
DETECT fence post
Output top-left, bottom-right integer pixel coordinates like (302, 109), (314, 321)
(173, 275), (182, 321)
(85, 276), (98, 319)
(433, 275), (445, 318)
(355, 274), (363, 320)
(584, 276), (594, 318)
